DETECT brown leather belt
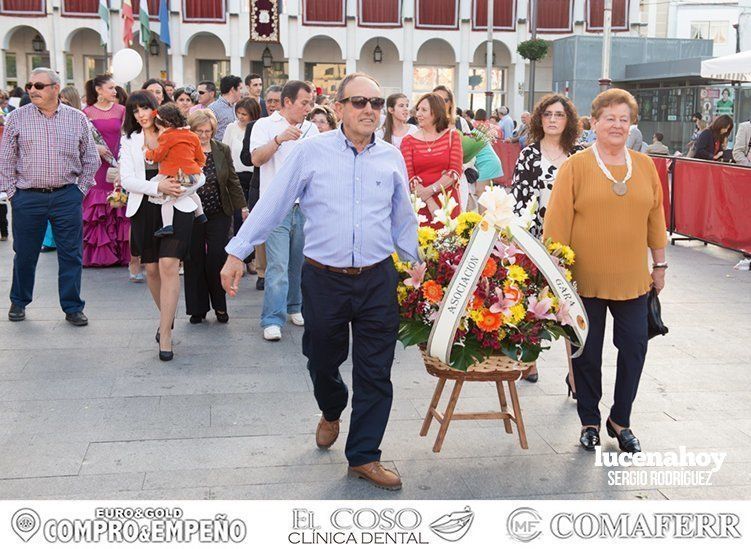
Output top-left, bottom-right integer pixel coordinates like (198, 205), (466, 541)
(305, 257), (379, 276)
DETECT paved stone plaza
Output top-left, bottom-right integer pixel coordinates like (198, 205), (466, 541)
(0, 237), (750, 500)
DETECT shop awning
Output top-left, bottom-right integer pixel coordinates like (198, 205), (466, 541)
(700, 50), (751, 82)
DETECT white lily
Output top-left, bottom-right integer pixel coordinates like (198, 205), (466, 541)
(433, 194), (459, 231)
(410, 193), (429, 225)
(478, 186), (516, 229)
(517, 196), (538, 230)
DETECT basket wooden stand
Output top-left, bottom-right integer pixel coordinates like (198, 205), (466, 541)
(419, 350), (531, 452)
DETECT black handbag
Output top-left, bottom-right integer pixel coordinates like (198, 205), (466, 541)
(647, 288), (668, 339)
(464, 166), (479, 184)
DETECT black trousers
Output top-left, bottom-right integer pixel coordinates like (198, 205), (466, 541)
(301, 258), (400, 467)
(573, 294), (649, 429)
(0, 203), (8, 237)
(183, 213), (231, 316)
(232, 171), (252, 237)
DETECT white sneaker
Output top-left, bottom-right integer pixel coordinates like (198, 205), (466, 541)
(733, 258), (751, 271)
(263, 325), (282, 341)
(289, 313), (305, 326)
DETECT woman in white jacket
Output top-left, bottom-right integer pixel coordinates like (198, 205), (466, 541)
(119, 91), (195, 361)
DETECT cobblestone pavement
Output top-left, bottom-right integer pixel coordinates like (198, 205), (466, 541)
(0, 235), (750, 500)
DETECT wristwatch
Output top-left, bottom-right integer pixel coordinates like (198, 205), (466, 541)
(652, 262), (668, 269)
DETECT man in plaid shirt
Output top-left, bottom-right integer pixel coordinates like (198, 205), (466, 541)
(0, 68), (99, 326)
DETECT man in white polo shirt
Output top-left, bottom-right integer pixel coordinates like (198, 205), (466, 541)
(249, 80), (317, 341)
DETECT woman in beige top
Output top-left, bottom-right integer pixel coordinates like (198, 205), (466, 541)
(543, 89), (668, 454)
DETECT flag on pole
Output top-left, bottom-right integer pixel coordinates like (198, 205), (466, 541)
(139, 0), (152, 48)
(159, 0), (170, 48)
(122, 0), (134, 47)
(98, 0), (110, 48)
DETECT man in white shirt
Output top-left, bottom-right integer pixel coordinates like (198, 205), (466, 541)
(249, 80), (318, 341)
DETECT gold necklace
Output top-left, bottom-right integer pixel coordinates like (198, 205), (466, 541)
(422, 130), (441, 152)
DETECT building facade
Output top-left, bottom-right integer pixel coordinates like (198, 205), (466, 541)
(3, 0), (643, 115)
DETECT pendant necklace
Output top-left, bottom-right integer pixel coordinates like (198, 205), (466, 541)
(592, 144), (632, 196)
(422, 130), (440, 153)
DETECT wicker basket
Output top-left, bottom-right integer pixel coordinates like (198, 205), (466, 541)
(420, 348), (532, 382)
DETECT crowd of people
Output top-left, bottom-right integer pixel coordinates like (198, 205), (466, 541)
(1, 63), (745, 491)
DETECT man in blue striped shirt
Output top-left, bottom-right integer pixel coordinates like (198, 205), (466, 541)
(222, 73), (419, 491)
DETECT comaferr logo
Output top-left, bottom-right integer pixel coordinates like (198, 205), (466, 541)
(429, 506), (475, 542)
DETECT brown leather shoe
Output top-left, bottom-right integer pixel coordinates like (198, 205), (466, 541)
(348, 461), (402, 491)
(316, 417), (341, 449)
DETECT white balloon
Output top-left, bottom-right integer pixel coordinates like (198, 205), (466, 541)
(111, 48), (143, 84)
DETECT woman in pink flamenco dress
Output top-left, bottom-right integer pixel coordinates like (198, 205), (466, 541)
(82, 75), (130, 267)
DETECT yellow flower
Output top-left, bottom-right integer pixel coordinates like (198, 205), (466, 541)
(506, 264), (529, 284)
(417, 226), (437, 247)
(548, 242), (575, 265)
(392, 253), (407, 273)
(397, 286), (408, 304)
(423, 246), (439, 261)
(564, 269), (573, 282)
(504, 303), (527, 326)
(455, 211), (483, 237)
(468, 308), (485, 324)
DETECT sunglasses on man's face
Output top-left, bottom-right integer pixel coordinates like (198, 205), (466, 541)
(25, 82), (55, 91)
(340, 96), (385, 110)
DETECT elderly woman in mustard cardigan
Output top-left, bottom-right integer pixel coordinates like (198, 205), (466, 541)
(543, 89), (668, 454)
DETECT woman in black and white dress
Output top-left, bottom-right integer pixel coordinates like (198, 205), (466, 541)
(511, 93), (582, 385)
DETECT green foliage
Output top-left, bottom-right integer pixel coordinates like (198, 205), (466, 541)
(398, 320), (432, 348)
(517, 39), (549, 61)
(449, 338), (490, 373)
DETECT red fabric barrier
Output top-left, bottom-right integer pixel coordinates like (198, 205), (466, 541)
(672, 159), (751, 254)
(649, 155), (671, 229)
(492, 141), (521, 187)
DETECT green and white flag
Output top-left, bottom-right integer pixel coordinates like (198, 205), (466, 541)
(98, 0), (110, 48)
(139, 0), (152, 48)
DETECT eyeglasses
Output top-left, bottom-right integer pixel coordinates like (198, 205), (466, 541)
(440, 97), (451, 104)
(25, 82), (55, 91)
(542, 111), (567, 120)
(340, 96), (386, 110)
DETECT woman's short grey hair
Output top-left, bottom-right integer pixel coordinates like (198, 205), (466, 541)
(30, 68), (61, 86)
(335, 73), (380, 102)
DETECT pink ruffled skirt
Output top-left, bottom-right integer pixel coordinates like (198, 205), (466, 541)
(82, 183), (131, 267)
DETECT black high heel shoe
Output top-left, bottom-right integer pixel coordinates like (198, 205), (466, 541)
(579, 427), (600, 451)
(155, 319), (175, 343)
(158, 340), (174, 362)
(565, 373), (577, 400)
(606, 418), (642, 453)
(215, 311), (229, 323)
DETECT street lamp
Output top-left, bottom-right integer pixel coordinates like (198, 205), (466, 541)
(373, 39), (383, 63)
(149, 37), (160, 56)
(262, 47), (273, 68)
(32, 34), (44, 53)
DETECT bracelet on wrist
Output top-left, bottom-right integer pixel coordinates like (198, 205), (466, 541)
(652, 262), (668, 269)
(273, 136), (280, 146)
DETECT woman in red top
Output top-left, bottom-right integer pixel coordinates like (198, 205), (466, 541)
(400, 93), (463, 226)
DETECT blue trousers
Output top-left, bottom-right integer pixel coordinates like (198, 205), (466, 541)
(572, 294), (649, 429)
(301, 258), (400, 466)
(261, 204), (304, 328)
(10, 186), (85, 313)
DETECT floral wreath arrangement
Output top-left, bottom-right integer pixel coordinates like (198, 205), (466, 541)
(396, 188), (578, 371)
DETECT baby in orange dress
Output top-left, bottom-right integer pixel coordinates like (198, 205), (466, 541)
(144, 104), (207, 237)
